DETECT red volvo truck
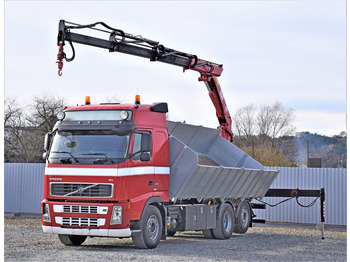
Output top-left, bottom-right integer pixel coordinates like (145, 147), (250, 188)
(41, 20), (279, 249)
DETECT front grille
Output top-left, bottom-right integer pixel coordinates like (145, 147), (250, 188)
(53, 205), (109, 214)
(50, 183), (113, 198)
(63, 205), (98, 214)
(61, 217), (100, 227)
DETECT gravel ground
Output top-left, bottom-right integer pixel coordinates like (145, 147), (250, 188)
(4, 217), (346, 262)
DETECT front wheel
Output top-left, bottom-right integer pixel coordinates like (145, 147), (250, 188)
(132, 205), (162, 249)
(58, 235), (87, 246)
(212, 203), (234, 239)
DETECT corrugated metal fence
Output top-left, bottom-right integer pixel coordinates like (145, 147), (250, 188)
(5, 163), (45, 214)
(4, 164), (347, 225)
(254, 167), (347, 225)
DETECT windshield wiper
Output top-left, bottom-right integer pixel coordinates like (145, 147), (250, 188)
(82, 153), (115, 164)
(51, 151), (79, 163)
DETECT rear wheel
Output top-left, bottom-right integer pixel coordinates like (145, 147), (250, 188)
(233, 201), (251, 234)
(202, 229), (214, 239)
(212, 203), (234, 239)
(132, 205), (162, 249)
(58, 235), (87, 246)
(167, 230), (176, 237)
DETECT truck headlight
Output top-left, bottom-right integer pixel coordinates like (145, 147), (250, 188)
(43, 203), (51, 222)
(120, 110), (129, 121)
(111, 206), (122, 225)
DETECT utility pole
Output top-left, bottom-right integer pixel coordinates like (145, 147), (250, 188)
(307, 140), (310, 167)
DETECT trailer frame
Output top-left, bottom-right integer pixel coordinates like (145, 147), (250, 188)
(252, 188), (325, 239)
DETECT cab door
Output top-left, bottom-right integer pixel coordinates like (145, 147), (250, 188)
(129, 130), (154, 198)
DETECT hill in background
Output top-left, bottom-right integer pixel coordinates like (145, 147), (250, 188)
(293, 132), (346, 168)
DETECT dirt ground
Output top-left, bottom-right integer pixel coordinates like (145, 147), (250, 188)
(4, 217), (346, 262)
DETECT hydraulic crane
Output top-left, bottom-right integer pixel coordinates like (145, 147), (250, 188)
(56, 20), (233, 141)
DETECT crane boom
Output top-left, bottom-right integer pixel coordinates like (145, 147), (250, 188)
(56, 20), (233, 141)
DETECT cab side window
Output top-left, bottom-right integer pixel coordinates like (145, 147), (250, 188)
(132, 131), (151, 161)
(132, 133), (142, 160)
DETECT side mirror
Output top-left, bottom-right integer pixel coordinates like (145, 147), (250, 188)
(140, 152), (150, 162)
(44, 133), (51, 152)
(140, 133), (152, 152)
(66, 142), (77, 148)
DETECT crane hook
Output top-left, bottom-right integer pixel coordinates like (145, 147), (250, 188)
(57, 42), (64, 76)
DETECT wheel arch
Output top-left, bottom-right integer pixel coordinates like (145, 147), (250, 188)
(130, 196), (165, 233)
(218, 199), (235, 217)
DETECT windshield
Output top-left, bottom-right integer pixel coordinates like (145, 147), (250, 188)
(48, 130), (130, 165)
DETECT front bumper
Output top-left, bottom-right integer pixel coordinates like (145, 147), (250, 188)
(42, 225), (132, 237)
(41, 200), (132, 238)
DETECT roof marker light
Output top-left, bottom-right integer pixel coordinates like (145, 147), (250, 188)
(85, 96), (91, 105)
(135, 95), (140, 105)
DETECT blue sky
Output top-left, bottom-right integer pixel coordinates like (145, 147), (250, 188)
(4, 0), (346, 136)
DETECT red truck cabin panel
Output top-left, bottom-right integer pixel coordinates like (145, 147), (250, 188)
(42, 103), (170, 238)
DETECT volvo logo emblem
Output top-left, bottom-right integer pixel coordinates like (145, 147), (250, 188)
(77, 186), (84, 194)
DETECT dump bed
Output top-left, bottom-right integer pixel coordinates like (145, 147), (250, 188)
(167, 121), (279, 203)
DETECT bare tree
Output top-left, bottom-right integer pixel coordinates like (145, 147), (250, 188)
(4, 97), (21, 127)
(103, 95), (125, 104)
(257, 101), (296, 140)
(26, 94), (67, 133)
(4, 94), (67, 163)
(232, 104), (257, 156)
(232, 101), (297, 166)
(4, 97), (26, 162)
(232, 104), (255, 140)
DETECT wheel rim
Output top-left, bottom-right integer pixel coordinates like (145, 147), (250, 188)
(146, 215), (159, 241)
(241, 206), (249, 227)
(223, 211), (232, 233)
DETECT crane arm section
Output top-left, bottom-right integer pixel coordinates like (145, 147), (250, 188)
(56, 20), (233, 141)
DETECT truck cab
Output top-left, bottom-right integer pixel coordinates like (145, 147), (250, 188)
(41, 98), (170, 248)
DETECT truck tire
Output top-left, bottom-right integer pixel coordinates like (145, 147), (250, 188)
(58, 235), (87, 246)
(132, 205), (162, 249)
(212, 203), (234, 239)
(202, 229), (214, 239)
(167, 230), (176, 237)
(233, 201), (251, 234)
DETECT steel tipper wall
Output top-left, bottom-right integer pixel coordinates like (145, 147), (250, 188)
(253, 167), (347, 226)
(167, 121), (279, 203)
(4, 163), (45, 214)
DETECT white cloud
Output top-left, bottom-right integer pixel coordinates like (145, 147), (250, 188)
(295, 111), (346, 136)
